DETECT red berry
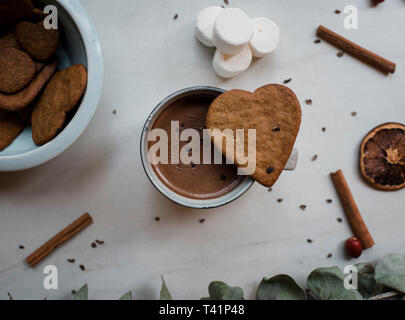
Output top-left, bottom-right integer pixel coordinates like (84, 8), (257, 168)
(372, 0), (385, 5)
(345, 237), (363, 258)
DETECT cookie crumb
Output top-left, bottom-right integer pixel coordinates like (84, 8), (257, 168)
(91, 242), (97, 248)
(351, 111), (357, 117)
(155, 217), (160, 221)
(223, 0), (229, 4)
(79, 264), (86, 271)
(335, 9), (341, 14)
(305, 99), (312, 105)
(199, 219), (206, 224)
(322, 127), (326, 132)
(67, 258), (75, 263)
(337, 217), (343, 223)
(95, 240), (104, 245)
(299, 205), (307, 211)
(283, 78), (292, 84)
(19, 245), (25, 249)
(307, 239), (313, 243)
(314, 39), (321, 44)
(327, 253), (333, 258)
(311, 154), (318, 161)
(266, 167), (274, 174)
(337, 51), (344, 57)
(277, 198), (283, 203)
(272, 126), (281, 132)
(173, 14), (178, 20)
(268, 187), (272, 192)
(113, 109), (116, 114)
(72, 290), (76, 294)
(326, 199), (333, 203)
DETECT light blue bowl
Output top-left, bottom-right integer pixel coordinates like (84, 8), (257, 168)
(0, 0), (103, 171)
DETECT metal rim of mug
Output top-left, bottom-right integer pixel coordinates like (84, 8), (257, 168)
(140, 86), (254, 209)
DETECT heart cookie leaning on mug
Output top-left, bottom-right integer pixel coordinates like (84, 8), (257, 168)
(206, 84), (301, 187)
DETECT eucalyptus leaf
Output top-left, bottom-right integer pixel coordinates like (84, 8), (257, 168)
(202, 281), (244, 300)
(256, 275), (305, 300)
(307, 267), (362, 300)
(355, 263), (376, 298)
(73, 284), (88, 300)
(375, 254), (405, 293)
(120, 291), (133, 300)
(160, 276), (173, 300)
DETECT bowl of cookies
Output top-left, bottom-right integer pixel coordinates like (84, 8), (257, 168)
(0, 0), (103, 171)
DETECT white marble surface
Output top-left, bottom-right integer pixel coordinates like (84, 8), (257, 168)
(1, 0), (404, 300)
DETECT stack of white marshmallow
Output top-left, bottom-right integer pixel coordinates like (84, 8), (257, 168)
(195, 6), (280, 78)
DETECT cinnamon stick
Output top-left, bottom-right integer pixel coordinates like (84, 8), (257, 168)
(316, 25), (396, 74)
(330, 170), (374, 249)
(26, 213), (93, 267)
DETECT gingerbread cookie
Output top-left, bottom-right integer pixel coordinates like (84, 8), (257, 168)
(15, 21), (59, 62)
(0, 110), (26, 151)
(35, 61), (45, 73)
(0, 48), (35, 94)
(0, 33), (20, 49)
(0, 0), (34, 32)
(0, 59), (57, 111)
(206, 84), (301, 187)
(32, 8), (48, 20)
(32, 64), (87, 146)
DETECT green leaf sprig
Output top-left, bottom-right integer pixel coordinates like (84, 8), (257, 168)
(6, 253), (404, 300)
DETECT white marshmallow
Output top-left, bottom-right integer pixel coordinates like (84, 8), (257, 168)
(195, 6), (224, 47)
(213, 8), (254, 55)
(213, 45), (252, 78)
(249, 17), (280, 58)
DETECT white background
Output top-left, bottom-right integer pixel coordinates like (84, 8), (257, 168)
(0, 0), (404, 299)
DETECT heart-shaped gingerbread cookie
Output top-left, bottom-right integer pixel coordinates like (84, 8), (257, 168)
(0, 110), (26, 151)
(0, 0), (35, 30)
(0, 47), (35, 93)
(15, 21), (59, 62)
(32, 64), (87, 146)
(206, 84), (301, 187)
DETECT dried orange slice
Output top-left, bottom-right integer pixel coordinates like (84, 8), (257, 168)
(360, 123), (405, 191)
